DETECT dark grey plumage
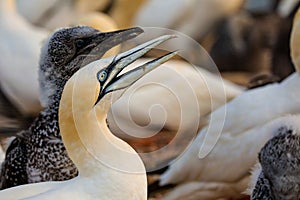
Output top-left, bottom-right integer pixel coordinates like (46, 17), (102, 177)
(0, 26), (142, 189)
(251, 126), (300, 200)
(251, 171), (274, 199)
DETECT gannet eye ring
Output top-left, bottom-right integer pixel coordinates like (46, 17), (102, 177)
(97, 71), (107, 82)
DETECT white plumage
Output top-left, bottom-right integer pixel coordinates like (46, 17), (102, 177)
(277, 0), (300, 17)
(108, 59), (243, 138)
(0, 46), (160, 200)
(135, 0), (244, 40)
(16, 0), (114, 31)
(0, 0), (47, 115)
(0, 0), (119, 115)
(0, 0), (244, 139)
(159, 6), (300, 200)
(0, 33), (180, 200)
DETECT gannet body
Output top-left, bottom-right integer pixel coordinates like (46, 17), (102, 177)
(0, 34), (177, 200)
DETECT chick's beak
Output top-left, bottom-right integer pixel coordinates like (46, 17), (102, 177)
(95, 35), (177, 105)
(88, 27), (143, 58)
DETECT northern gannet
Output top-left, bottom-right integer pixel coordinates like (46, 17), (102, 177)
(0, 34), (177, 200)
(248, 115), (300, 199)
(0, 0), (122, 114)
(134, 0), (244, 40)
(158, 6), (300, 200)
(16, 0), (115, 31)
(0, 26), (142, 189)
(0, 0), (47, 115)
(0, 0), (126, 143)
(0, 0), (244, 144)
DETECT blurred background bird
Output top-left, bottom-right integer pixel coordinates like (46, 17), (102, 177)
(0, 0), (121, 152)
(155, 3), (300, 200)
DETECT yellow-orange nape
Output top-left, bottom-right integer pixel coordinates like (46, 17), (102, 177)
(0, 34), (176, 200)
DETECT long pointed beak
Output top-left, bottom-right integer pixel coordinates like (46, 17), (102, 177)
(95, 35), (177, 105)
(87, 27), (144, 59)
(105, 51), (178, 93)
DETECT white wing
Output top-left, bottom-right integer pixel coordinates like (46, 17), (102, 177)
(108, 59), (243, 138)
(160, 73), (300, 185)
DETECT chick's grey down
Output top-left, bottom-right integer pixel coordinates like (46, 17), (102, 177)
(251, 126), (300, 200)
(0, 25), (142, 189)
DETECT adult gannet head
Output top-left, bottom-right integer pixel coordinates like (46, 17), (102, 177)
(0, 35), (178, 200)
(38, 26), (143, 107)
(56, 36), (177, 199)
(94, 36), (177, 106)
(60, 35), (178, 172)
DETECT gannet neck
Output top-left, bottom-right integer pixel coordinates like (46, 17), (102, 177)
(0, 0), (16, 16)
(59, 64), (146, 178)
(291, 8), (300, 73)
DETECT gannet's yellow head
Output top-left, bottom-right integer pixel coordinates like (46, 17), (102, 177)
(93, 35), (177, 108)
(59, 35), (177, 175)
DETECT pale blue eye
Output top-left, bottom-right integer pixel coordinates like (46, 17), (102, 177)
(98, 71), (107, 82)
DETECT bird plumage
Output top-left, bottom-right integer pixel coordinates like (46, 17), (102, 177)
(108, 58), (243, 139)
(250, 115), (300, 199)
(0, 26), (142, 189)
(134, 0), (244, 40)
(0, 0), (47, 115)
(159, 5), (300, 200)
(0, 0), (244, 144)
(160, 72), (300, 183)
(0, 34), (177, 200)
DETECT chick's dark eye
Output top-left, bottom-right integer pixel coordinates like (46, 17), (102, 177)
(75, 39), (85, 48)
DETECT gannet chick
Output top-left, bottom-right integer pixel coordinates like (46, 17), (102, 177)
(250, 115), (300, 200)
(0, 35), (177, 200)
(0, 25), (142, 189)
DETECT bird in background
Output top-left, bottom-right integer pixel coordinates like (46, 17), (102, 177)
(16, 0), (109, 30)
(0, 0), (47, 115)
(135, 0), (244, 41)
(0, 25), (143, 189)
(248, 114), (300, 199)
(0, 35), (177, 200)
(0, 0), (244, 151)
(107, 58), (243, 141)
(0, 0), (123, 147)
(16, 0), (145, 31)
(158, 5), (300, 200)
(0, 0), (120, 116)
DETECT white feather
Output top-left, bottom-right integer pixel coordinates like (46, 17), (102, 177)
(0, 58), (148, 200)
(0, 0), (47, 114)
(108, 59), (243, 138)
(159, 11), (300, 196)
